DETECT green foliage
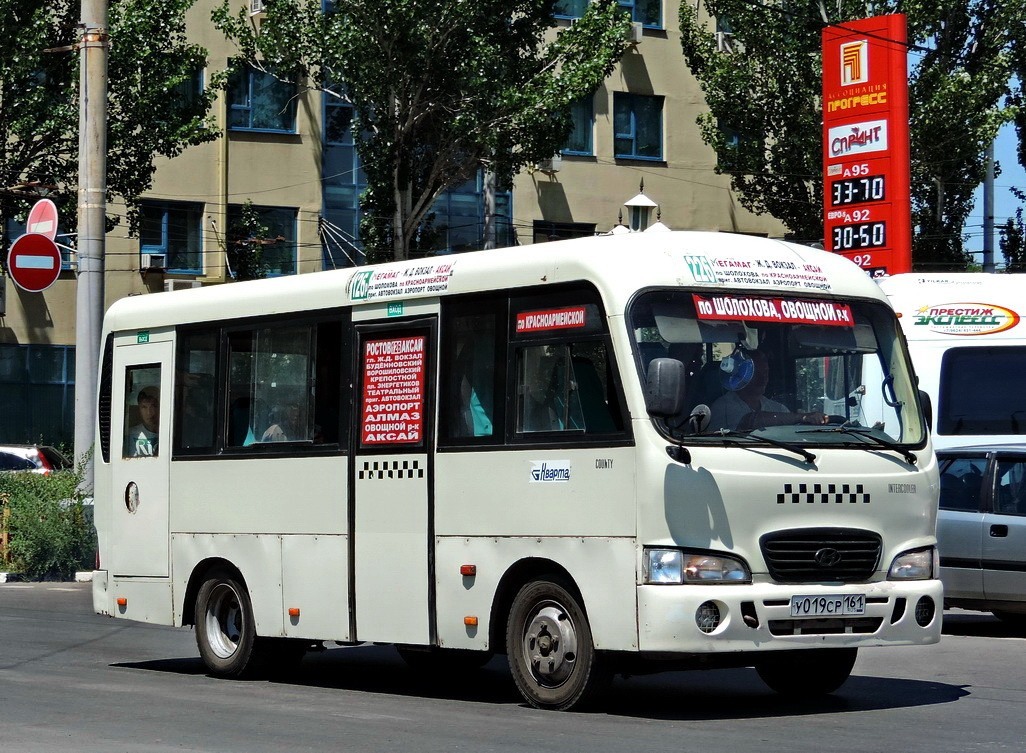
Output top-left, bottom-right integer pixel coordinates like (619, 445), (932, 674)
(1000, 207), (1026, 272)
(679, 0), (1025, 270)
(0, 0), (219, 249)
(0, 470), (95, 581)
(226, 200), (273, 281)
(214, 0), (631, 260)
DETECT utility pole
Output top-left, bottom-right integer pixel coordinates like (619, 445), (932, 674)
(74, 0), (108, 490)
(982, 141), (995, 273)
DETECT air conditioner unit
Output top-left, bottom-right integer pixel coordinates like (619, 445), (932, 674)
(249, 0), (265, 16)
(536, 154), (563, 173)
(716, 31), (735, 54)
(141, 253), (166, 270)
(627, 22), (644, 44)
(164, 279), (201, 292)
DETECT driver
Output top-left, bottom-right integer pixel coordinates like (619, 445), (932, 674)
(709, 348), (828, 431)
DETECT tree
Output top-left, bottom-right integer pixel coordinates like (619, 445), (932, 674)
(1000, 207), (1026, 272)
(679, 0), (1025, 270)
(0, 0), (219, 251)
(225, 200), (276, 281)
(214, 0), (631, 262)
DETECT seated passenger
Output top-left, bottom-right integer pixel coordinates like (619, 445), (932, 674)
(708, 348), (827, 431)
(124, 386), (160, 457)
(261, 402), (304, 442)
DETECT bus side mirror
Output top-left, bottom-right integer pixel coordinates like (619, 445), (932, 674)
(919, 389), (933, 432)
(645, 358), (686, 417)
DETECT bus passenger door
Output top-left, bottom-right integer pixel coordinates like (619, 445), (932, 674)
(109, 338), (173, 577)
(351, 318), (436, 645)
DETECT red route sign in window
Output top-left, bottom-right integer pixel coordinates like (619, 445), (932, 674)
(515, 306), (587, 334)
(361, 336), (426, 445)
(693, 294), (855, 327)
(822, 14), (911, 277)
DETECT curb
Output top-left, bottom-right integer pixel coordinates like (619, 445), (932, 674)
(0, 572), (93, 583)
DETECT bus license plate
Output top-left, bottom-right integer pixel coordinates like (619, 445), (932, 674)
(789, 594), (866, 618)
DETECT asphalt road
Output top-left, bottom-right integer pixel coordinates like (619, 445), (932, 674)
(2, 582), (1025, 753)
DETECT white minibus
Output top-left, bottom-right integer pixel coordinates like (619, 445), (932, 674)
(92, 231), (941, 710)
(878, 273), (1026, 450)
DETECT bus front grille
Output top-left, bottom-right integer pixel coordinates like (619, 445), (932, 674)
(760, 528), (881, 583)
(768, 617), (883, 636)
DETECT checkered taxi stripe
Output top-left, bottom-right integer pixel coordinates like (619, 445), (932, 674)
(358, 460), (424, 480)
(776, 483), (870, 504)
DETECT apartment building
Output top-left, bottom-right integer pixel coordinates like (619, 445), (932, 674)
(0, 0), (784, 446)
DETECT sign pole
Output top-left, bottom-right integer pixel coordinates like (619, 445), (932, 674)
(74, 0), (108, 490)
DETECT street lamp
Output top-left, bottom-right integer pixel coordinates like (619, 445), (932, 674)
(624, 179), (657, 232)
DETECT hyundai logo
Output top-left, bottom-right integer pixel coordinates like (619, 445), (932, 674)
(814, 547), (843, 567)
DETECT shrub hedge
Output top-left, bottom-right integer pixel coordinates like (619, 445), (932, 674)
(0, 469), (96, 581)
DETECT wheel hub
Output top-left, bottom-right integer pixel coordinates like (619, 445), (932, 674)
(524, 604), (578, 686)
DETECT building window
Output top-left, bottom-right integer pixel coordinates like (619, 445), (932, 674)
(174, 66), (205, 109)
(619, 0), (661, 27)
(140, 202), (204, 274)
(563, 96), (594, 156)
(227, 64), (297, 133)
(554, 0), (588, 18)
(226, 204), (298, 276)
(532, 221), (596, 243)
(320, 95), (513, 260)
(614, 93), (663, 161)
(0, 344), (75, 447)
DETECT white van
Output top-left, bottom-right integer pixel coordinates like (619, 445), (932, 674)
(878, 273), (1026, 451)
(92, 232), (942, 710)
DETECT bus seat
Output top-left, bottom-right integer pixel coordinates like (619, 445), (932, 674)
(684, 360), (725, 414)
(572, 356), (616, 433)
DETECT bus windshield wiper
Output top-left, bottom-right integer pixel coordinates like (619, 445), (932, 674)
(798, 424), (917, 465)
(710, 428), (817, 464)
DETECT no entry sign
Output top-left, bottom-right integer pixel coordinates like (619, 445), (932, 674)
(7, 233), (62, 292)
(26, 199), (59, 240)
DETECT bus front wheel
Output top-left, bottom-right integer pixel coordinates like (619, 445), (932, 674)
(506, 578), (608, 711)
(195, 570), (258, 678)
(756, 647), (857, 696)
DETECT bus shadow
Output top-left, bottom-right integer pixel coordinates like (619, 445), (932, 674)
(117, 644), (969, 720)
(603, 670), (968, 720)
(942, 611), (1026, 639)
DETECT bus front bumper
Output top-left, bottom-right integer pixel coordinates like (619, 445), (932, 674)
(637, 578), (943, 653)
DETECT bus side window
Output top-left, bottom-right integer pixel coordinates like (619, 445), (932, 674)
(518, 345), (576, 433)
(174, 329), (218, 453)
(440, 300), (502, 444)
(123, 366), (161, 458)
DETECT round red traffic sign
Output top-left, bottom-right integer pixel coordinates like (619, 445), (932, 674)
(7, 233), (62, 293)
(26, 199), (59, 240)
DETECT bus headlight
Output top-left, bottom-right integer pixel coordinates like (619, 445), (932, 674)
(644, 548), (751, 584)
(888, 546), (938, 580)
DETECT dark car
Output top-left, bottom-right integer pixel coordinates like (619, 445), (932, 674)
(0, 445), (72, 475)
(937, 444), (1026, 625)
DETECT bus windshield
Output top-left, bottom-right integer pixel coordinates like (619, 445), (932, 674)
(629, 290), (926, 447)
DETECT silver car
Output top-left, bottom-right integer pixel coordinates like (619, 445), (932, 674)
(938, 445), (1026, 626)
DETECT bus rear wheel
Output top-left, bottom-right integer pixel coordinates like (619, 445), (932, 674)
(195, 570), (258, 678)
(506, 578), (608, 711)
(756, 647), (857, 697)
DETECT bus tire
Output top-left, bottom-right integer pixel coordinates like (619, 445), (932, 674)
(195, 570), (258, 678)
(506, 578), (608, 711)
(756, 647), (857, 697)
